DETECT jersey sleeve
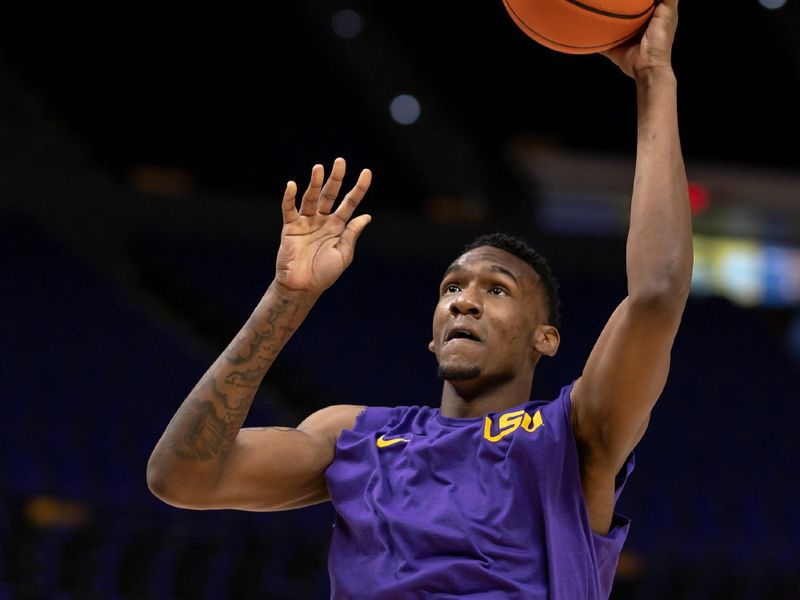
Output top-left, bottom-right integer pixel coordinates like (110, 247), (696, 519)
(350, 405), (405, 434)
(559, 382), (635, 593)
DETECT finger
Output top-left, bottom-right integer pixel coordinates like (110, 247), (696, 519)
(653, 0), (678, 24)
(599, 49), (617, 62)
(662, 0), (679, 30)
(337, 214), (372, 262)
(299, 164), (324, 216)
(318, 157), (346, 215)
(281, 181), (298, 224)
(333, 168), (372, 223)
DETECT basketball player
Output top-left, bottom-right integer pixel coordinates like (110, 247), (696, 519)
(147, 1), (689, 597)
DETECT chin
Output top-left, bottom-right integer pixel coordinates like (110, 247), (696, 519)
(437, 363), (482, 381)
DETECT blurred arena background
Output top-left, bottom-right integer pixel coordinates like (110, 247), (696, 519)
(1, 1), (799, 598)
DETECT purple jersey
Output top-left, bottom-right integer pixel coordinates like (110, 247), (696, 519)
(325, 383), (634, 599)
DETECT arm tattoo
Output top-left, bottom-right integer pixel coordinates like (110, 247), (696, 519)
(169, 295), (301, 462)
(225, 298), (291, 365)
(172, 400), (229, 461)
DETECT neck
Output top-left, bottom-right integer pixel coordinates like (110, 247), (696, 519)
(439, 370), (535, 419)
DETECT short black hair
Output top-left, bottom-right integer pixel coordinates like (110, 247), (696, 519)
(462, 233), (561, 329)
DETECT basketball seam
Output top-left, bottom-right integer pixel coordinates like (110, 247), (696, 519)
(562, 0), (656, 20)
(503, 0), (653, 50)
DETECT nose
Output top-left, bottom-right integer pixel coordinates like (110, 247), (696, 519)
(449, 286), (482, 317)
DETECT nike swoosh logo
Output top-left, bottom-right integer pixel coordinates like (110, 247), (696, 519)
(376, 434), (410, 448)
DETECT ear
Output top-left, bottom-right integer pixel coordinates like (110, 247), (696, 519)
(533, 325), (560, 357)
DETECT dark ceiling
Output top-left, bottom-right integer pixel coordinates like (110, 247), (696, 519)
(1, 1), (799, 212)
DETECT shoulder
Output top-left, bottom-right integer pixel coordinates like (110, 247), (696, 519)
(531, 382), (575, 423)
(298, 404), (428, 439)
(297, 405), (366, 444)
(354, 404), (428, 432)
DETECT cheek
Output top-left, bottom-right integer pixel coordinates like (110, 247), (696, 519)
(431, 302), (448, 338)
(490, 311), (532, 350)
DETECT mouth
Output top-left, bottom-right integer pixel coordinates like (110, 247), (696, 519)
(445, 328), (482, 343)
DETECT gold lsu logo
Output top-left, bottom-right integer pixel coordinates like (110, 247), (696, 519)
(483, 408), (543, 443)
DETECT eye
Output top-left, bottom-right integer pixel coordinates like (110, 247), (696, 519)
(489, 286), (509, 296)
(444, 283), (462, 294)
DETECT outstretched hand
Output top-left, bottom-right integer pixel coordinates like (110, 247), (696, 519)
(602, 0), (678, 79)
(275, 158), (372, 296)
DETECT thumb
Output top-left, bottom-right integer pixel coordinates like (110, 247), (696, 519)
(338, 214), (372, 262)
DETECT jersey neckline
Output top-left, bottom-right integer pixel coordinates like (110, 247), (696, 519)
(433, 397), (538, 427)
(433, 409), (484, 427)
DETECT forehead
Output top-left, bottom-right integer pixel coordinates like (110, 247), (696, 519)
(444, 246), (541, 287)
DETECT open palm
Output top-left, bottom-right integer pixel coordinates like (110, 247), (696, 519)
(275, 158), (372, 295)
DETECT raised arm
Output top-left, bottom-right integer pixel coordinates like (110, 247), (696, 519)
(570, 0), (693, 533)
(147, 158), (371, 511)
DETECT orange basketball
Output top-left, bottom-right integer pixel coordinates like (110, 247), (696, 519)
(502, 0), (656, 55)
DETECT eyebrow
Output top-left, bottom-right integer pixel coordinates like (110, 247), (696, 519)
(443, 263), (519, 284)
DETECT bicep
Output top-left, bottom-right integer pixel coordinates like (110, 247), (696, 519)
(202, 404), (364, 511)
(572, 296), (683, 471)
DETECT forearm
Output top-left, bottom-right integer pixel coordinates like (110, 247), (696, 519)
(627, 68), (693, 303)
(147, 281), (317, 496)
